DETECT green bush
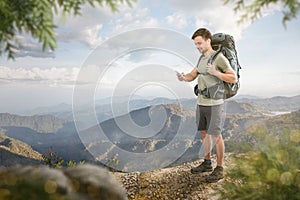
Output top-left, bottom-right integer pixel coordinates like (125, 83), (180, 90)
(219, 128), (300, 200)
(42, 147), (85, 168)
(41, 146), (64, 168)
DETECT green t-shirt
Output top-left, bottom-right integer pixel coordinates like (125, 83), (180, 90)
(197, 51), (232, 106)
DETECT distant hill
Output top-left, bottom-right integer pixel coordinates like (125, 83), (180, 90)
(224, 109), (300, 153)
(225, 100), (262, 114)
(233, 94), (262, 99)
(16, 94), (300, 125)
(0, 133), (42, 166)
(248, 109), (300, 135)
(0, 113), (94, 164)
(0, 113), (68, 133)
(21, 103), (72, 116)
(236, 94), (300, 112)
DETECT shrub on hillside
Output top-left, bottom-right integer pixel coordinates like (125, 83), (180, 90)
(219, 128), (300, 200)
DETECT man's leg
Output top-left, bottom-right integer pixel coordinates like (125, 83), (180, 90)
(191, 130), (213, 174)
(191, 105), (214, 174)
(201, 130), (211, 160)
(205, 133), (225, 182)
(212, 134), (224, 167)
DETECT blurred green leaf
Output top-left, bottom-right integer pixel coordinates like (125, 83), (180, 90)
(218, 129), (300, 199)
(223, 0), (300, 27)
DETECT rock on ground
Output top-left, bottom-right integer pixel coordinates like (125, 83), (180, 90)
(113, 154), (233, 200)
(0, 164), (128, 200)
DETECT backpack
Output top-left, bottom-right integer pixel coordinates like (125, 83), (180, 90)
(194, 33), (241, 99)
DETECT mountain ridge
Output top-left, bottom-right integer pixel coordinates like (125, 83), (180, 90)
(235, 94), (300, 112)
(1, 97), (299, 169)
(14, 94), (300, 121)
(0, 113), (69, 133)
(0, 133), (42, 166)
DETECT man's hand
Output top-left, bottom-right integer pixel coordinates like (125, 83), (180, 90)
(176, 68), (198, 82)
(206, 63), (220, 78)
(176, 72), (186, 81)
(206, 64), (237, 83)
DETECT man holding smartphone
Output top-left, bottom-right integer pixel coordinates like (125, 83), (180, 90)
(177, 28), (237, 182)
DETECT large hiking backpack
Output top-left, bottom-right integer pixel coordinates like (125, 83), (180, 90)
(194, 33), (241, 99)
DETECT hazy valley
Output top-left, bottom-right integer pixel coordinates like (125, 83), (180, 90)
(1, 94), (300, 170)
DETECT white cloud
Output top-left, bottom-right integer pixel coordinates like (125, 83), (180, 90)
(167, 0), (216, 12)
(53, 0), (250, 49)
(195, 19), (209, 28)
(58, 22), (104, 49)
(108, 8), (159, 34)
(166, 13), (188, 29)
(6, 0), (286, 59)
(13, 35), (55, 58)
(79, 24), (104, 48)
(164, 0), (250, 39)
(55, 4), (114, 48)
(0, 66), (79, 87)
(55, 3), (160, 49)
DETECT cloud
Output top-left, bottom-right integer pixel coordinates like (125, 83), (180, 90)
(58, 27), (98, 49)
(56, 1), (183, 50)
(13, 35), (56, 58)
(0, 66), (79, 87)
(54, 0), (249, 50)
(10, 1), (286, 59)
(162, 0), (282, 40)
(108, 7), (159, 35)
(55, 4), (112, 48)
(166, 13), (188, 29)
(163, 0), (249, 39)
(55, 3), (159, 48)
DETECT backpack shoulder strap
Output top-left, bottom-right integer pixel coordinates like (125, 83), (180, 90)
(208, 47), (222, 64)
(197, 50), (222, 75)
(196, 55), (204, 75)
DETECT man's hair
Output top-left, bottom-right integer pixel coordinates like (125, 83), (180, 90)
(191, 28), (212, 41)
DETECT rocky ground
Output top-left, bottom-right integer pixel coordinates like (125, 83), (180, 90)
(113, 154), (234, 200)
(0, 151), (237, 200)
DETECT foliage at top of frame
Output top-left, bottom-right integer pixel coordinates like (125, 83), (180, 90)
(224, 0), (300, 27)
(0, 0), (136, 59)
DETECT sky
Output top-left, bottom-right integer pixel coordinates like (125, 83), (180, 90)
(0, 0), (300, 114)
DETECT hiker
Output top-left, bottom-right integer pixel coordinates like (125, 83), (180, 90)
(177, 28), (237, 182)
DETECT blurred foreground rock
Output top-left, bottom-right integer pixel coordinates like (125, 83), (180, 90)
(0, 164), (127, 200)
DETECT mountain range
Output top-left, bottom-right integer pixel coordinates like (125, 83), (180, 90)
(20, 94), (300, 119)
(0, 114), (95, 166)
(235, 95), (300, 112)
(0, 94), (299, 169)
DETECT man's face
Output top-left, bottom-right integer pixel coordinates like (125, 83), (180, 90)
(193, 36), (210, 54)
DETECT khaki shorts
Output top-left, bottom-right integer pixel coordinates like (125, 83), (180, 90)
(196, 104), (225, 135)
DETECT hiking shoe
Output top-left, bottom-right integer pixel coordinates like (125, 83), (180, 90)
(191, 160), (213, 174)
(205, 166), (224, 183)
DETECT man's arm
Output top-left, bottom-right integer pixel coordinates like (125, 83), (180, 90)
(177, 68), (198, 82)
(206, 64), (237, 83)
